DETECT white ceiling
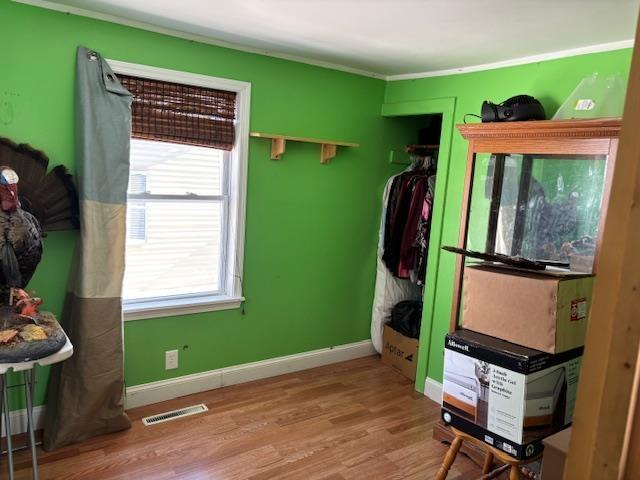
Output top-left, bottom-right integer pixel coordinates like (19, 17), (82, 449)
(25, 0), (640, 78)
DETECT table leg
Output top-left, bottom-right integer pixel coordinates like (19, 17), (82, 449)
(482, 451), (494, 474)
(509, 465), (521, 480)
(2, 373), (14, 480)
(435, 436), (463, 480)
(24, 369), (39, 480)
(480, 464), (511, 480)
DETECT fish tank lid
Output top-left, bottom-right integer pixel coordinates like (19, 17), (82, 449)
(457, 117), (622, 140)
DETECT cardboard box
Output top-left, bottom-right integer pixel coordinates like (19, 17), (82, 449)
(541, 427), (571, 479)
(441, 329), (582, 460)
(381, 324), (418, 381)
(462, 264), (594, 353)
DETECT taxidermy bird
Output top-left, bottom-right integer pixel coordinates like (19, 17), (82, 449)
(0, 137), (79, 306)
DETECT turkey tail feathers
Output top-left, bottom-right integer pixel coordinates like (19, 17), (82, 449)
(37, 166), (80, 231)
(0, 137), (79, 231)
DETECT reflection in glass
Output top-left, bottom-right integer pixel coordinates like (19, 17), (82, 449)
(467, 153), (607, 272)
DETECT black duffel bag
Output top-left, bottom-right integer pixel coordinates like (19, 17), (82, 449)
(388, 300), (423, 339)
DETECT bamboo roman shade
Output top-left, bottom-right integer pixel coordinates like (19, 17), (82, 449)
(119, 75), (237, 150)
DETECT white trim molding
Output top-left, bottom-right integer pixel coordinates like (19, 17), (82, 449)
(106, 59), (252, 95)
(2, 340), (376, 434)
(1, 405), (46, 438)
(386, 40), (634, 81)
(123, 295), (245, 321)
(125, 340), (377, 409)
(424, 377), (443, 405)
(13, 1), (633, 81)
(14, 0), (385, 79)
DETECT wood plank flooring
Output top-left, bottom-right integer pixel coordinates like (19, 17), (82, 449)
(12, 356), (480, 479)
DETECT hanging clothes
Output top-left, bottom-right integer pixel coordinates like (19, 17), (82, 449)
(382, 157), (436, 286)
(370, 157), (436, 353)
(413, 175), (436, 284)
(370, 172), (422, 353)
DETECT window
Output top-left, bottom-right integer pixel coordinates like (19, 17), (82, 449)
(129, 173), (148, 194)
(109, 61), (251, 320)
(127, 173), (147, 242)
(127, 203), (146, 242)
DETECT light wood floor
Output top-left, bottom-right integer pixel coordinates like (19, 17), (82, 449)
(13, 356), (480, 479)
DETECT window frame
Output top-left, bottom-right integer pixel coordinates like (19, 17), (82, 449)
(108, 60), (250, 321)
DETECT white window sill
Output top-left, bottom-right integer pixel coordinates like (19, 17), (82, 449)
(123, 295), (245, 321)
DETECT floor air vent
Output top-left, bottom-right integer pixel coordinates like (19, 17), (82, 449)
(142, 404), (208, 426)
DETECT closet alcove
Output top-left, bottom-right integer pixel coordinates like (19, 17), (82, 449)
(372, 113), (444, 369)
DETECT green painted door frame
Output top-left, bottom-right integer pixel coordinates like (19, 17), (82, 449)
(380, 97), (456, 394)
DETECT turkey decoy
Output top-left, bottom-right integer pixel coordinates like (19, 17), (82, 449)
(0, 137), (79, 305)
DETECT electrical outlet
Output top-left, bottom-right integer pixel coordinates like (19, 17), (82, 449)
(165, 350), (178, 370)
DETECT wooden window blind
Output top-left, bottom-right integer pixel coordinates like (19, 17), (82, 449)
(119, 75), (237, 151)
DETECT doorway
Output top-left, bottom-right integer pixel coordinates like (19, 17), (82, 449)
(380, 97), (455, 395)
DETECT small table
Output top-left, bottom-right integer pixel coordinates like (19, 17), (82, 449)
(0, 336), (73, 480)
(435, 427), (543, 480)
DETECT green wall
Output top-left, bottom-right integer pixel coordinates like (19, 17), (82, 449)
(0, 0), (393, 409)
(0, 0), (634, 412)
(383, 49), (633, 389)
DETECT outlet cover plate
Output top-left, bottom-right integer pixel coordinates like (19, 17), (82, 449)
(165, 350), (178, 370)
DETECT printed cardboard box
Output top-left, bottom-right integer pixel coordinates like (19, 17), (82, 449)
(381, 324), (418, 381)
(441, 329), (582, 460)
(462, 264), (594, 353)
(541, 427), (572, 480)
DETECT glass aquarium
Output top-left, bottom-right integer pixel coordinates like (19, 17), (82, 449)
(466, 152), (608, 273)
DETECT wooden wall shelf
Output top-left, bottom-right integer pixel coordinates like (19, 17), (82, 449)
(250, 132), (359, 164)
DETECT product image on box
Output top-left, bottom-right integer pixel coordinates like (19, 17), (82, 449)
(443, 349), (492, 426)
(442, 330), (582, 459)
(525, 367), (567, 429)
(443, 349), (479, 421)
(443, 371), (479, 421)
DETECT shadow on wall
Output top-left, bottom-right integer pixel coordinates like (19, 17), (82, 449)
(538, 96), (560, 119)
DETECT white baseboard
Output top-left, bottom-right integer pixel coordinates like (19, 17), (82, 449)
(424, 377), (443, 405)
(125, 340), (377, 409)
(1, 340), (376, 436)
(1, 405), (46, 438)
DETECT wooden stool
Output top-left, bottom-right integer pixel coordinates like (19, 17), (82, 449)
(435, 428), (542, 480)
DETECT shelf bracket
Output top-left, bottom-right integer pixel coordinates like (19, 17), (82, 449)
(271, 137), (286, 160)
(320, 143), (337, 164)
